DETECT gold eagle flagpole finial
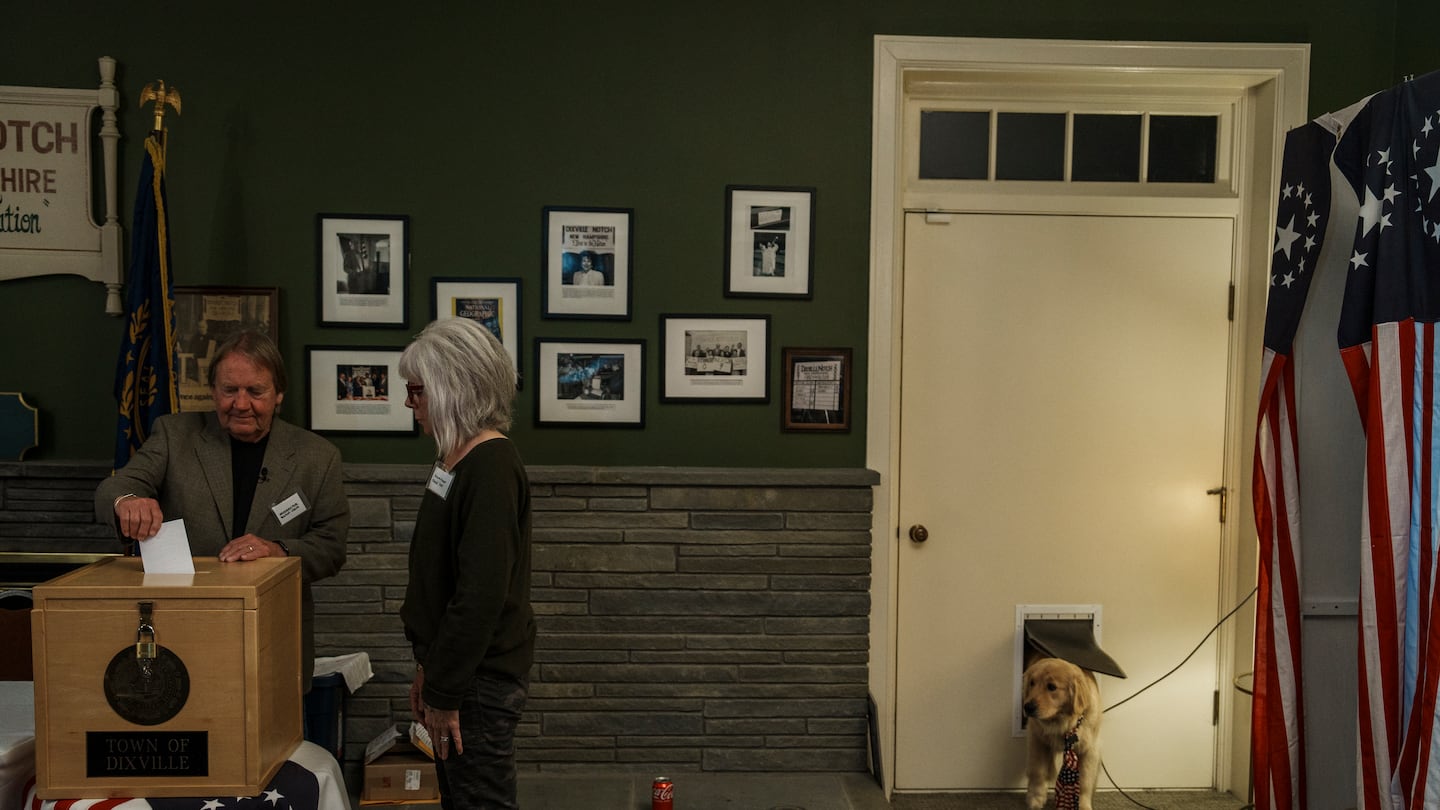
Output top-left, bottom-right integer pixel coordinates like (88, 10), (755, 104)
(139, 80), (182, 134)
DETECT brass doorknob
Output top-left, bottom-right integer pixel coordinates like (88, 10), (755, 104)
(909, 525), (929, 543)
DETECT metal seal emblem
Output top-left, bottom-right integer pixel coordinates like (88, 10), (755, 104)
(103, 645), (191, 726)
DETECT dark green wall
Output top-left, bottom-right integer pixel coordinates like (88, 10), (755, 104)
(0, 2), (1417, 466)
(1396, 0), (1439, 80)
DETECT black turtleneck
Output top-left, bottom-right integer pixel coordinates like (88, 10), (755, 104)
(230, 434), (270, 537)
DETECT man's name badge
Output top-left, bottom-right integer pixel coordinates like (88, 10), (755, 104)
(427, 464), (454, 499)
(271, 492), (308, 525)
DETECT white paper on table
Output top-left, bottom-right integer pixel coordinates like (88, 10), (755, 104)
(139, 518), (196, 574)
(313, 652), (375, 694)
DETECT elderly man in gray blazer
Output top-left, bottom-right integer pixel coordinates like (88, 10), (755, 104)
(96, 329), (349, 694)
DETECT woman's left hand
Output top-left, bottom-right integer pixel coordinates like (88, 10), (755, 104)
(424, 703), (462, 759)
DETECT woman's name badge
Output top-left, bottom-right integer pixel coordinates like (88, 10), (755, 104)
(271, 492), (308, 525)
(428, 464), (455, 499)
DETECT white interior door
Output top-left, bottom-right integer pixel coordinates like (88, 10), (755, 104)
(894, 212), (1233, 790)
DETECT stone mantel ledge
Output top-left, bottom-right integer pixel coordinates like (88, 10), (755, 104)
(0, 460), (113, 479)
(347, 464), (880, 487)
(3, 460), (880, 488)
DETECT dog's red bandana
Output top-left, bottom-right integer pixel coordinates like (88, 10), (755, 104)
(1055, 716), (1083, 810)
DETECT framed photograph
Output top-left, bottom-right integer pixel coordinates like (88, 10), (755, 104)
(542, 206), (633, 319)
(781, 347), (852, 431)
(534, 338), (645, 427)
(316, 214), (409, 327)
(172, 286), (279, 413)
(305, 346), (416, 435)
(660, 314), (770, 403)
(432, 277), (523, 387)
(723, 185), (815, 299)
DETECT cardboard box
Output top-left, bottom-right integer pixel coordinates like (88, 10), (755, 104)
(30, 556), (302, 798)
(361, 744), (439, 804)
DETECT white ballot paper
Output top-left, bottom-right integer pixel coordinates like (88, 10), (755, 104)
(139, 518), (196, 575)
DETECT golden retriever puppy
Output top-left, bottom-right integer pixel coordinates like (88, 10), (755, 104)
(1022, 657), (1103, 810)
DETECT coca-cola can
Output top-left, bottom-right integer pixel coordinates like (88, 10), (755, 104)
(652, 776), (674, 810)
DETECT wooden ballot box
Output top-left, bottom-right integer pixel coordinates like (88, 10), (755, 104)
(30, 556), (302, 798)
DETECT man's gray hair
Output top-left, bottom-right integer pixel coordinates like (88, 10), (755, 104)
(209, 329), (288, 394)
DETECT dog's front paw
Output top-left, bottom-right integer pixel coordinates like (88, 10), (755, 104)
(1025, 783), (1048, 810)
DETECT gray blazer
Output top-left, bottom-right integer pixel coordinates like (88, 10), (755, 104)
(95, 412), (350, 692)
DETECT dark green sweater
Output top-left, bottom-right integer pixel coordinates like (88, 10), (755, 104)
(402, 438), (535, 709)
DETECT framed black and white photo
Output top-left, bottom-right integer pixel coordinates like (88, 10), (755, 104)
(432, 277), (522, 387)
(781, 347), (852, 432)
(316, 214), (409, 327)
(723, 185), (815, 299)
(660, 314), (770, 402)
(534, 338), (645, 427)
(542, 206), (633, 319)
(305, 346), (415, 435)
(172, 286), (279, 413)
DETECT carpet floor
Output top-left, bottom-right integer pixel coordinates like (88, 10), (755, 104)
(889, 791), (1249, 810)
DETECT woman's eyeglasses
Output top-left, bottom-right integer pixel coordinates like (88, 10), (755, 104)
(404, 383), (425, 399)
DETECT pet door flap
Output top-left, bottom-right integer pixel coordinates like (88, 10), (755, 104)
(1024, 618), (1126, 678)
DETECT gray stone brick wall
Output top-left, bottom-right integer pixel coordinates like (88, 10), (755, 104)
(0, 461), (880, 783)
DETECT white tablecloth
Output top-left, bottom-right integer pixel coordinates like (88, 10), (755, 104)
(0, 681), (33, 810)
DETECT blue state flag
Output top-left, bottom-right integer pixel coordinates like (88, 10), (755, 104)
(112, 132), (178, 470)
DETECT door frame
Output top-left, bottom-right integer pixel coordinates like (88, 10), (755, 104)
(865, 36), (1309, 796)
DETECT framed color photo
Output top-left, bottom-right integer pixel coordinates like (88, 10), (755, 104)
(172, 286), (279, 413)
(534, 338), (645, 427)
(781, 347), (852, 431)
(660, 314), (770, 402)
(723, 185), (815, 299)
(542, 206), (633, 319)
(316, 214), (409, 327)
(305, 346), (415, 435)
(432, 277), (522, 387)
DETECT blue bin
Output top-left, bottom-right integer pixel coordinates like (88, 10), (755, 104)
(303, 672), (348, 761)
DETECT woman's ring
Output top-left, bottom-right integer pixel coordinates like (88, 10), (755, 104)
(247, 545), (253, 552)
(440, 736), (449, 742)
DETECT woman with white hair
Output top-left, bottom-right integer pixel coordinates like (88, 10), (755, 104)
(399, 318), (534, 810)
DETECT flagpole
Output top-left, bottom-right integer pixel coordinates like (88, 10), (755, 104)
(144, 81), (182, 443)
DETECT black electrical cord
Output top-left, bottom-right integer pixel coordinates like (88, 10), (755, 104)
(1105, 586), (1257, 713)
(1099, 586), (1259, 810)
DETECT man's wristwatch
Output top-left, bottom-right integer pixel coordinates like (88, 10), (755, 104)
(273, 540), (290, 556)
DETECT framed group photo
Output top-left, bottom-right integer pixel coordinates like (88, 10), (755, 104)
(660, 314), (770, 403)
(781, 347), (852, 431)
(534, 338), (645, 427)
(172, 286), (279, 413)
(432, 277), (522, 387)
(723, 185), (815, 299)
(542, 206), (633, 319)
(316, 213), (409, 327)
(305, 346), (416, 435)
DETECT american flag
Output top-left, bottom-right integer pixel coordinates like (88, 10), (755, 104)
(1333, 69), (1440, 810)
(21, 761), (323, 810)
(1252, 119), (1335, 810)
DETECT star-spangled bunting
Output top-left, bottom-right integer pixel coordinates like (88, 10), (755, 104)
(23, 761), (321, 810)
